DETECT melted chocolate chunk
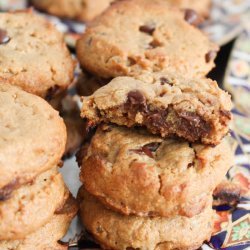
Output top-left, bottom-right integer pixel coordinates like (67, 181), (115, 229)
(0, 179), (18, 201)
(0, 28), (10, 44)
(178, 111), (211, 138)
(131, 142), (161, 159)
(139, 25), (155, 35)
(144, 142), (161, 152)
(146, 111), (167, 128)
(120, 100), (211, 142)
(205, 51), (217, 63)
(178, 111), (202, 125)
(126, 90), (147, 112)
(160, 77), (173, 86)
(184, 9), (200, 26)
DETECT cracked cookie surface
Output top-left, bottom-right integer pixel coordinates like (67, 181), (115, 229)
(81, 75), (232, 145)
(0, 168), (66, 240)
(31, 0), (115, 22)
(79, 187), (214, 250)
(0, 83), (66, 197)
(79, 125), (233, 217)
(76, 0), (218, 78)
(0, 11), (75, 98)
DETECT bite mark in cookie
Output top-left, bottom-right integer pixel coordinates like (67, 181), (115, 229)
(81, 76), (232, 145)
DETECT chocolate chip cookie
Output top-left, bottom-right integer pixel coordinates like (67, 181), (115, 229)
(0, 193), (78, 250)
(79, 187), (214, 250)
(0, 168), (66, 240)
(79, 124), (233, 217)
(76, 0), (218, 78)
(0, 83), (66, 198)
(0, 10), (75, 98)
(31, 0), (115, 22)
(81, 75), (232, 145)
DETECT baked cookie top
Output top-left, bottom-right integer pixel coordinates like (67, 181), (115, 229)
(0, 10), (75, 98)
(0, 83), (66, 197)
(81, 75), (232, 145)
(0, 168), (66, 240)
(0, 193), (78, 250)
(79, 188), (214, 250)
(79, 124), (233, 217)
(31, 0), (115, 22)
(77, 0), (218, 78)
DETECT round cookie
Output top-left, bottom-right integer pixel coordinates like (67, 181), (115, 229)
(80, 75), (232, 145)
(0, 10), (75, 98)
(79, 125), (233, 217)
(0, 194), (78, 250)
(79, 187), (215, 250)
(0, 168), (66, 240)
(31, 0), (115, 22)
(0, 83), (66, 198)
(76, 0), (218, 79)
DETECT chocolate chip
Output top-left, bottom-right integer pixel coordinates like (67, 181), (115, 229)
(160, 77), (173, 86)
(187, 162), (194, 168)
(0, 179), (18, 201)
(0, 29), (10, 44)
(141, 146), (154, 158)
(127, 90), (146, 109)
(178, 111), (211, 139)
(130, 142), (161, 159)
(45, 85), (60, 101)
(127, 57), (137, 66)
(178, 111), (201, 125)
(139, 25), (155, 35)
(220, 110), (231, 119)
(146, 111), (167, 128)
(145, 142), (161, 152)
(184, 9), (200, 26)
(205, 51), (217, 63)
(148, 39), (162, 49)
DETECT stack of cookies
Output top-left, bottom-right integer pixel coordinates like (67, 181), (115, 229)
(0, 10), (87, 157)
(76, 0), (233, 249)
(0, 83), (78, 249)
(0, 10), (78, 249)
